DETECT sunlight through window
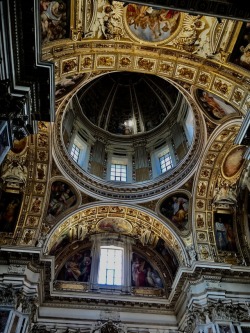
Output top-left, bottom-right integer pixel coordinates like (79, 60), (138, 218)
(98, 246), (123, 285)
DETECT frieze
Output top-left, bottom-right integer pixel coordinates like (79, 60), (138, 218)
(7, 264), (26, 274)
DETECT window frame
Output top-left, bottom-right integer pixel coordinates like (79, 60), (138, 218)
(70, 143), (81, 163)
(159, 150), (173, 173)
(110, 163), (127, 182)
(98, 245), (123, 286)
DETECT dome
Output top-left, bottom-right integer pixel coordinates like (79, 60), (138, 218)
(76, 72), (179, 135)
(58, 72), (200, 201)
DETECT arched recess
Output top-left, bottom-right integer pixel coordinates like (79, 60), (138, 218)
(44, 202), (189, 269)
(192, 118), (248, 264)
(43, 202), (190, 299)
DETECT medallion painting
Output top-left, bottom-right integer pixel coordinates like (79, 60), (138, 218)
(131, 253), (163, 288)
(40, 0), (70, 44)
(214, 212), (236, 252)
(46, 181), (77, 223)
(97, 217), (132, 234)
(57, 249), (92, 282)
(126, 5), (180, 42)
(0, 191), (22, 233)
(229, 22), (250, 71)
(196, 89), (237, 120)
(222, 146), (246, 179)
(160, 194), (189, 231)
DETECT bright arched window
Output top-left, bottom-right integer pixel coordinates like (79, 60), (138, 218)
(98, 246), (123, 285)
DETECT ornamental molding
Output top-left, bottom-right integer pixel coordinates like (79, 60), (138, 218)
(184, 300), (250, 333)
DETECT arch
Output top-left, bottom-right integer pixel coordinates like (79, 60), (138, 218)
(192, 118), (244, 262)
(44, 202), (190, 267)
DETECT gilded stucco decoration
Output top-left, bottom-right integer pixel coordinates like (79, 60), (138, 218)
(44, 204), (188, 266)
(0, 121), (51, 246)
(194, 121), (247, 264)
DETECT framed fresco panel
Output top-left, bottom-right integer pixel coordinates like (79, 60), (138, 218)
(57, 248), (92, 282)
(214, 212), (236, 252)
(196, 89), (237, 121)
(160, 193), (189, 232)
(0, 192), (22, 233)
(229, 22), (250, 71)
(40, 0), (70, 44)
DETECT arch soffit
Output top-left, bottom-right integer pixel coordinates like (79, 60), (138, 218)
(45, 202), (189, 266)
(45, 42), (250, 116)
(193, 119), (246, 260)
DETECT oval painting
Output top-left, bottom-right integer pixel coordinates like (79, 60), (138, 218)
(160, 193), (189, 232)
(126, 5), (180, 42)
(97, 217), (132, 233)
(197, 89), (237, 120)
(222, 146), (246, 178)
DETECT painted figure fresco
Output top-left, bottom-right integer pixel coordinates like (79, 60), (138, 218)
(229, 22), (250, 71)
(0, 310), (10, 333)
(155, 238), (179, 277)
(131, 253), (163, 288)
(40, 0), (69, 43)
(55, 73), (86, 100)
(214, 213), (236, 252)
(97, 217), (132, 233)
(49, 233), (70, 255)
(126, 5), (180, 42)
(57, 249), (92, 282)
(46, 181), (77, 223)
(197, 89), (237, 120)
(0, 192), (22, 233)
(160, 194), (189, 231)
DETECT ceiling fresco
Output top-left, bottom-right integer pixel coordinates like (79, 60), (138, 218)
(125, 5), (181, 43)
(229, 22), (250, 71)
(196, 89), (239, 121)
